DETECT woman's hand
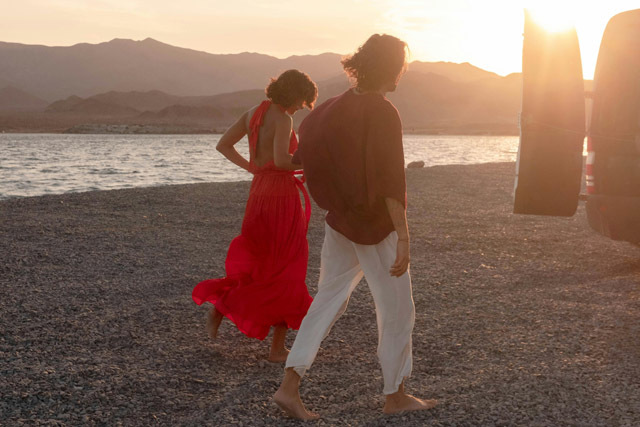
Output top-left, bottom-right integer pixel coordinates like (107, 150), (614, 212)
(246, 162), (258, 175)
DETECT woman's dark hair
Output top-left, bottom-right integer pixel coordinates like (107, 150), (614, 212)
(265, 69), (318, 109)
(341, 34), (408, 91)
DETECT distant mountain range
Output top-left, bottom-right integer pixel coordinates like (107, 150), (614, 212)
(0, 38), (346, 101)
(0, 86), (48, 111)
(0, 38), (534, 134)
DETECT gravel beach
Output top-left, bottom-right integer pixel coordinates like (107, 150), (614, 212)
(1, 162), (639, 426)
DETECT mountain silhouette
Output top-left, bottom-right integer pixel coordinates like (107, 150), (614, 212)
(0, 86), (48, 111)
(0, 38), (344, 101)
(0, 38), (542, 133)
(409, 61), (501, 82)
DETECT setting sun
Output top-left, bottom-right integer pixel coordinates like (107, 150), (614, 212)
(525, 4), (576, 32)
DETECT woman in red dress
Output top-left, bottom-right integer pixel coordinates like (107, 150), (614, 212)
(192, 70), (317, 362)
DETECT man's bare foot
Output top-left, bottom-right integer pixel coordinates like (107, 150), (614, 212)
(268, 348), (290, 363)
(205, 307), (223, 339)
(383, 393), (438, 414)
(273, 387), (319, 420)
(383, 382), (437, 414)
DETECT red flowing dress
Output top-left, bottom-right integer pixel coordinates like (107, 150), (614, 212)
(192, 100), (313, 340)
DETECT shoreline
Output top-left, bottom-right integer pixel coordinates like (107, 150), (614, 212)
(1, 162), (638, 425)
(0, 160), (514, 202)
(1, 129), (521, 136)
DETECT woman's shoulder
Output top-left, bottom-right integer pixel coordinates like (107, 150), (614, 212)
(245, 100), (272, 129)
(247, 102), (266, 120)
(268, 106), (293, 128)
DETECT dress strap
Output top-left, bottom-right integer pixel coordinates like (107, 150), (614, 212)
(248, 100), (272, 160)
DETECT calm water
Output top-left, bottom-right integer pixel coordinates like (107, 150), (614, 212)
(0, 134), (519, 199)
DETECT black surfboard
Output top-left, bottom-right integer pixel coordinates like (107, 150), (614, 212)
(513, 10), (585, 216)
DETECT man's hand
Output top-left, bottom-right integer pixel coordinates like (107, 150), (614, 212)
(390, 239), (410, 277)
(385, 197), (410, 277)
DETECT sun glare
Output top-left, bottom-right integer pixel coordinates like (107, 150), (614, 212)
(525, 3), (576, 33)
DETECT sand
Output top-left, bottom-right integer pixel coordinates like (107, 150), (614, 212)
(1, 162), (639, 426)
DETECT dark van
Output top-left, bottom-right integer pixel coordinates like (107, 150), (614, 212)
(514, 8), (640, 245)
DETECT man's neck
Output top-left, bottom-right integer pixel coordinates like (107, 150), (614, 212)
(353, 87), (387, 96)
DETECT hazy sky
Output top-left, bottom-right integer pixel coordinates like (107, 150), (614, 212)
(3, 1), (639, 78)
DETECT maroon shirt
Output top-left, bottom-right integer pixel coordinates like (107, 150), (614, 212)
(296, 89), (406, 245)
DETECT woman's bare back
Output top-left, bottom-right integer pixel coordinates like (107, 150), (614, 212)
(246, 104), (282, 167)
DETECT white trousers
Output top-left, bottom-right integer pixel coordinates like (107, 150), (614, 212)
(286, 222), (415, 394)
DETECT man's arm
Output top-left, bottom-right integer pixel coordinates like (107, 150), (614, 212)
(385, 197), (409, 277)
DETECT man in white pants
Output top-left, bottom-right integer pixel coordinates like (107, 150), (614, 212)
(273, 34), (438, 420)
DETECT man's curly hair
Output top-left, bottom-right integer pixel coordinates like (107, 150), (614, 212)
(341, 34), (408, 91)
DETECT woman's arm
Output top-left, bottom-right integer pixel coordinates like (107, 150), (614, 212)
(216, 111), (252, 172)
(273, 114), (302, 170)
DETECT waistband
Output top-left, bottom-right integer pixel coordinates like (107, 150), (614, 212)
(253, 169), (311, 225)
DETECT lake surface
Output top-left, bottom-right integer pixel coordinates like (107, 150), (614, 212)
(0, 134), (520, 199)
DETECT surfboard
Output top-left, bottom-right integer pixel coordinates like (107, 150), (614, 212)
(513, 10), (585, 216)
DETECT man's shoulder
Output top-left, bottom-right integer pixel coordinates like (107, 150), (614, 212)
(300, 92), (346, 130)
(368, 96), (401, 125)
(314, 91), (350, 112)
(374, 94), (399, 112)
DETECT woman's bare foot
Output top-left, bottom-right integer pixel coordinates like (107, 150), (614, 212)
(273, 369), (319, 420)
(383, 382), (438, 414)
(268, 348), (290, 363)
(205, 307), (223, 339)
